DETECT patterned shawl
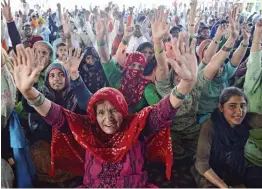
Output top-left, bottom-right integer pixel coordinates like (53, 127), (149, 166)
(120, 52), (150, 107)
(51, 88), (172, 180)
(79, 47), (108, 94)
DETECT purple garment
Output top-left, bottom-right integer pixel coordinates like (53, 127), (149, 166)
(43, 95), (177, 187)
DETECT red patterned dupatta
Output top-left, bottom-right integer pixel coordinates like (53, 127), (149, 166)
(120, 52), (150, 107)
(50, 88), (172, 180)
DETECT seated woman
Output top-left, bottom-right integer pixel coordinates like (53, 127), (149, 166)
(78, 47), (108, 94)
(99, 20), (161, 113)
(191, 87), (262, 188)
(11, 15), (198, 187)
(197, 12), (251, 124)
(136, 42), (157, 83)
(21, 61), (92, 184)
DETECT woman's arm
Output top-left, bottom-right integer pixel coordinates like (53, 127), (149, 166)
(244, 19), (262, 94)
(202, 9), (240, 81)
(149, 8), (170, 82)
(195, 119), (228, 188)
(2, 2), (21, 53)
(70, 76), (92, 111)
(188, 0), (197, 36)
(203, 24), (227, 64)
(230, 30), (250, 67)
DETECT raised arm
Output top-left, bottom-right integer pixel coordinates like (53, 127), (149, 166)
(11, 44), (84, 118)
(2, 0), (21, 52)
(230, 26), (250, 67)
(96, 18), (110, 63)
(202, 24), (228, 64)
(250, 18), (262, 53)
(202, 6), (239, 80)
(62, 13), (73, 49)
(149, 7), (170, 81)
(63, 48), (92, 111)
(188, 0), (197, 36)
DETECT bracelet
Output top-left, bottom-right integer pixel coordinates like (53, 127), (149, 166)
(27, 93), (45, 107)
(155, 49), (164, 55)
(222, 46), (232, 52)
(97, 40), (106, 47)
(171, 86), (189, 100)
(212, 39), (219, 45)
(27, 93), (41, 101)
(241, 42), (249, 48)
(121, 39), (129, 45)
(189, 24), (195, 26)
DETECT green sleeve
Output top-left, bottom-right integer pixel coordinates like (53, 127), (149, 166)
(155, 70), (174, 98)
(244, 51), (262, 94)
(198, 62), (206, 72)
(144, 83), (161, 105)
(225, 61), (237, 79)
(101, 58), (122, 89)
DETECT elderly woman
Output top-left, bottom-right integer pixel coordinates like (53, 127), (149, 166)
(11, 10), (198, 186)
(191, 87), (262, 188)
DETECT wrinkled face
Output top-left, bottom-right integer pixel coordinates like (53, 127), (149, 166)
(57, 45), (68, 61)
(215, 65), (224, 77)
(219, 96), (247, 127)
(48, 69), (66, 91)
(127, 62), (144, 71)
(201, 29), (210, 39)
(85, 55), (94, 65)
(134, 25), (142, 37)
(96, 100), (123, 134)
(142, 47), (154, 62)
(24, 25), (33, 37)
(34, 43), (51, 67)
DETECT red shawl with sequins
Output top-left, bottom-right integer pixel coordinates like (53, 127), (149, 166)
(51, 87), (172, 180)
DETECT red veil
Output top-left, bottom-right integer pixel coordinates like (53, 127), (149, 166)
(50, 87), (172, 180)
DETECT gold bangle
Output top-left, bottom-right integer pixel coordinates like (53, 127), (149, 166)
(155, 49), (164, 55)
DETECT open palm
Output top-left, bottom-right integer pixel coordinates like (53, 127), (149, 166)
(63, 48), (84, 74)
(96, 19), (106, 40)
(1, 0), (13, 22)
(148, 7), (170, 41)
(169, 33), (197, 82)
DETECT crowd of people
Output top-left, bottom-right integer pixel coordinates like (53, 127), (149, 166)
(1, 0), (262, 188)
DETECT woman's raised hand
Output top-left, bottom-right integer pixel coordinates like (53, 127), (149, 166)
(148, 6), (170, 42)
(168, 33), (198, 84)
(96, 18), (107, 41)
(1, 0), (13, 22)
(63, 48), (84, 80)
(228, 5), (240, 40)
(11, 44), (45, 93)
(62, 12), (71, 37)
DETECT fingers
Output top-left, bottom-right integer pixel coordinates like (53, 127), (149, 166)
(190, 38), (197, 55)
(68, 47), (73, 58)
(16, 45), (24, 66)
(10, 50), (18, 67)
(184, 33), (190, 54)
(75, 48), (81, 58)
(1, 3), (4, 8)
(7, 0), (10, 7)
(178, 32), (185, 55)
(19, 46), (28, 66)
(171, 37), (180, 59)
(4, 0), (7, 6)
(168, 58), (181, 74)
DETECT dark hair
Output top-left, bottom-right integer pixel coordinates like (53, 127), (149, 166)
(170, 26), (181, 34)
(219, 87), (248, 107)
(201, 26), (210, 31)
(56, 42), (66, 50)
